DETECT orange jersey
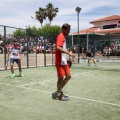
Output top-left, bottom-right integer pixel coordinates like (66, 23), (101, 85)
(55, 33), (67, 65)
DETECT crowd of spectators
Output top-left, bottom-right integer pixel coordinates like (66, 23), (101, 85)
(0, 34), (55, 55)
(0, 34), (120, 57)
(102, 41), (120, 56)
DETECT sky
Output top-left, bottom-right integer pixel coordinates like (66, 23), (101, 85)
(0, 0), (120, 34)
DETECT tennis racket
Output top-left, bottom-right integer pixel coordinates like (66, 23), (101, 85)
(67, 60), (72, 68)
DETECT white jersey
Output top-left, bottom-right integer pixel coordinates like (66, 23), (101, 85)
(61, 40), (67, 65)
(9, 45), (21, 59)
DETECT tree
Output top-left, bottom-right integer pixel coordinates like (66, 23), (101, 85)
(13, 24), (61, 38)
(46, 3), (59, 25)
(35, 7), (47, 27)
(42, 23), (61, 34)
(13, 29), (26, 38)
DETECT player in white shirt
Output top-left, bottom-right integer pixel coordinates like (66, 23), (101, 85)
(7, 40), (24, 79)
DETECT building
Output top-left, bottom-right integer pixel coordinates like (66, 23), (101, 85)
(71, 15), (120, 52)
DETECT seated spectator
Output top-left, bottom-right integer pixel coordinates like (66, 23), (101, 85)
(0, 46), (3, 54)
(45, 44), (51, 54)
(71, 45), (76, 53)
(22, 46), (27, 56)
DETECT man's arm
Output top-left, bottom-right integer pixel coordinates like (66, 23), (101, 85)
(19, 53), (22, 60)
(7, 51), (10, 62)
(56, 46), (75, 58)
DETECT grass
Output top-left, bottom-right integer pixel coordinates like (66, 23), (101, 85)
(0, 62), (120, 120)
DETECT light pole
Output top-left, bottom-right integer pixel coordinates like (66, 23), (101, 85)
(87, 31), (89, 50)
(31, 16), (35, 27)
(75, 7), (81, 63)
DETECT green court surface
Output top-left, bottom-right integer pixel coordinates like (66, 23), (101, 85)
(0, 62), (120, 120)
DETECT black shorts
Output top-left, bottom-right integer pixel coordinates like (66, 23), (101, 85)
(10, 58), (21, 64)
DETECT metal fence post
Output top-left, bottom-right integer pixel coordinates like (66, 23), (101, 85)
(87, 32), (89, 50)
(108, 32), (110, 58)
(51, 34), (54, 65)
(36, 37), (37, 67)
(44, 33), (46, 66)
(4, 26), (6, 70)
(27, 36), (29, 68)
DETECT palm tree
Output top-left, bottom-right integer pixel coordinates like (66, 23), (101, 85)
(46, 3), (59, 25)
(35, 7), (47, 27)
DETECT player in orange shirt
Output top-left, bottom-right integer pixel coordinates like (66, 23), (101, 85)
(52, 23), (75, 101)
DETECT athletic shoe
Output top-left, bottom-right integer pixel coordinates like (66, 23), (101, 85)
(88, 64), (90, 66)
(58, 94), (69, 101)
(52, 92), (57, 99)
(19, 73), (24, 77)
(95, 64), (97, 67)
(52, 92), (69, 101)
(10, 74), (15, 79)
(61, 91), (69, 98)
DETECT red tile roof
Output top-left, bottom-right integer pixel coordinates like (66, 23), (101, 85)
(94, 28), (120, 34)
(90, 15), (120, 23)
(71, 28), (120, 35)
(71, 27), (99, 35)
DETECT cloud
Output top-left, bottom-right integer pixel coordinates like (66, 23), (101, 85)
(0, 0), (120, 33)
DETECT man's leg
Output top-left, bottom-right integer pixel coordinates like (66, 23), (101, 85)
(53, 65), (69, 100)
(57, 76), (64, 93)
(88, 59), (90, 66)
(17, 60), (24, 77)
(62, 73), (71, 89)
(93, 59), (97, 66)
(10, 58), (15, 78)
(93, 59), (96, 64)
(10, 63), (14, 74)
(18, 60), (22, 73)
(61, 65), (71, 97)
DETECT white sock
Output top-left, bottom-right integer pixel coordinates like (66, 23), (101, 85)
(57, 92), (61, 97)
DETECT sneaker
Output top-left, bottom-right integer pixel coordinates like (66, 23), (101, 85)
(58, 94), (69, 101)
(10, 74), (15, 79)
(52, 92), (69, 101)
(52, 92), (57, 99)
(95, 64), (97, 67)
(19, 73), (24, 77)
(61, 91), (69, 98)
(88, 64), (90, 66)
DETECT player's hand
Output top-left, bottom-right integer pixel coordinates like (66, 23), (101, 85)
(68, 51), (75, 58)
(7, 59), (9, 62)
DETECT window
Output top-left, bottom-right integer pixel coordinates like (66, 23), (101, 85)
(103, 24), (117, 29)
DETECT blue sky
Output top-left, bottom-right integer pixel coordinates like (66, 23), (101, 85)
(0, 0), (120, 33)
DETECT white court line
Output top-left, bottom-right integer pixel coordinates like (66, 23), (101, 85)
(18, 71), (94, 87)
(72, 71), (97, 77)
(0, 83), (52, 94)
(72, 71), (91, 76)
(0, 82), (120, 107)
(69, 95), (120, 107)
(18, 79), (56, 87)
(19, 70), (98, 87)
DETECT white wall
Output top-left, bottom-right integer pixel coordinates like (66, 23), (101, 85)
(93, 20), (120, 29)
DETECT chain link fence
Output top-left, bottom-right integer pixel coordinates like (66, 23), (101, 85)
(0, 25), (120, 70)
(72, 32), (120, 60)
